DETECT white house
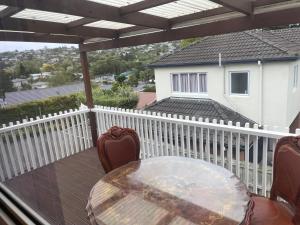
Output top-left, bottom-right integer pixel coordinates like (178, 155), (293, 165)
(150, 28), (300, 132)
(11, 78), (28, 90)
(30, 72), (53, 81)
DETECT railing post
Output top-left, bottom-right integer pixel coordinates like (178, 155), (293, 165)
(80, 50), (98, 147)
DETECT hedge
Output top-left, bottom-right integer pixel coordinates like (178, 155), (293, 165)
(0, 94), (81, 125)
(0, 87), (138, 125)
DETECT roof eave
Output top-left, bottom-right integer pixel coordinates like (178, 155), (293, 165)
(149, 56), (299, 68)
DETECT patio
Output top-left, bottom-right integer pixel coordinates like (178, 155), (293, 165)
(0, 0), (300, 224)
(4, 148), (104, 225)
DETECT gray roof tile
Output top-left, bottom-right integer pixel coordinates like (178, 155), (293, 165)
(151, 28), (300, 67)
(145, 98), (256, 126)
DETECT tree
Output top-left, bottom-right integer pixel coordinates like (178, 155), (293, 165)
(127, 75), (138, 87)
(15, 62), (26, 77)
(115, 75), (126, 84)
(139, 68), (154, 82)
(21, 82), (32, 90)
(180, 38), (200, 48)
(41, 63), (55, 72)
(48, 69), (75, 87)
(0, 70), (14, 99)
(15, 60), (42, 78)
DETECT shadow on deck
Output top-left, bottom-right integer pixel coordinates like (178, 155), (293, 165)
(4, 148), (105, 225)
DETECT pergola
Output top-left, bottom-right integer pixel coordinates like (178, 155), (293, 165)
(0, 0), (300, 146)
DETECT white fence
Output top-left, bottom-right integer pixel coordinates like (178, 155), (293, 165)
(93, 106), (299, 197)
(0, 109), (92, 182)
(0, 106), (299, 197)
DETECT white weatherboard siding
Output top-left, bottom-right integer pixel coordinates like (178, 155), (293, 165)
(287, 59), (300, 126)
(154, 61), (296, 130)
(262, 62), (289, 129)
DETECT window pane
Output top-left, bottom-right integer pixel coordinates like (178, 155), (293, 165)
(199, 73), (207, 93)
(172, 74), (179, 91)
(180, 73), (189, 92)
(189, 73), (198, 93)
(231, 72), (248, 94)
(294, 65), (299, 88)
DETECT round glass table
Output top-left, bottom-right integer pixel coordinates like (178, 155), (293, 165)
(86, 156), (252, 225)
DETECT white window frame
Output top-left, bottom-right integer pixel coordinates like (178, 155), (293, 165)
(171, 72), (208, 97)
(293, 64), (299, 89)
(229, 71), (250, 96)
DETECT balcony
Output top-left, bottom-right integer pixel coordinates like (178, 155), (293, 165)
(0, 106), (298, 224)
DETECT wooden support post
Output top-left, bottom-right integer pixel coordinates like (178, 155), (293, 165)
(80, 51), (98, 147)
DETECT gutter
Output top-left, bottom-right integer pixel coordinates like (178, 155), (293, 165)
(149, 56), (299, 68)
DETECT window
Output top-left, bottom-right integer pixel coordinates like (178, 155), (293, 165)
(171, 73), (207, 93)
(293, 65), (299, 88)
(230, 72), (249, 95)
(199, 73), (207, 93)
(189, 73), (198, 92)
(172, 74), (179, 92)
(180, 73), (189, 92)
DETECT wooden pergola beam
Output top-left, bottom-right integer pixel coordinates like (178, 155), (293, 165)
(120, 0), (290, 35)
(80, 6), (300, 52)
(80, 51), (98, 146)
(0, 6), (22, 18)
(120, 0), (176, 15)
(0, 31), (82, 43)
(66, 18), (99, 29)
(0, 0), (170, 29)
(170, 0), (291, 25)
(210, 0), (253, 15)
(0, 17), (116, 39)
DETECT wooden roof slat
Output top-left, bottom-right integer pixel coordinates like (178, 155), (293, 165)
(120, 0), (177, 15)
(0, 31), (82, 43)
(0, 17), (116, 38)
(0, 0), (170, 29)
(80, 5), (300, 51)
(209, 0), (253, 15)
(66, 18), (98, 29)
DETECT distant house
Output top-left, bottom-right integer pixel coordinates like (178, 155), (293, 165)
(30, 72), (53, 80)
(32, 82), (48, 89)
(2, 83), (84, 106)
(99, 74), (115, 82)
(42, 72), (53, 78)
(11, 78), (28, 90)
(150, 27), (300, 132)
(30, 73), (43, 81)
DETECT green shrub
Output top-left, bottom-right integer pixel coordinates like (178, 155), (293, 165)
(143, 84), (156, 92)
(78, 85), (138, 109)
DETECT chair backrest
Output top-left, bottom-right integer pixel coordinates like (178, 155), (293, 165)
(270, 136), (300, 223)
(97, 126), (140, 173)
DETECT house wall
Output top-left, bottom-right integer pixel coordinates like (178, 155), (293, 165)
(154, 61), (292, 130)
(286, 59), (300, 130)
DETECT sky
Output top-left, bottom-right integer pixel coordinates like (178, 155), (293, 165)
(0, 42), (77, 52)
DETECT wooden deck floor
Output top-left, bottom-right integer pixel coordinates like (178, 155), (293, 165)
(4, 148), (105, 225)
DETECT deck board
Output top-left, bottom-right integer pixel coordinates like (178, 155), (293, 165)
(4, 148), (105, 225)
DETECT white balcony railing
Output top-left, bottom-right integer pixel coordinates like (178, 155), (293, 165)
(0, 108), (92, 182)
(92, 106), (299, 196)
(1, 106), (299, 197)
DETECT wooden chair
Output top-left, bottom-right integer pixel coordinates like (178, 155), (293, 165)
(97, 126), (140, 173)
(250, 136), (300, 225)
